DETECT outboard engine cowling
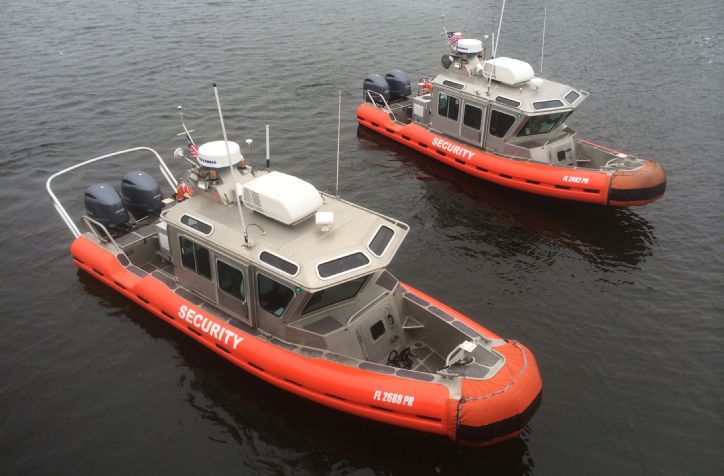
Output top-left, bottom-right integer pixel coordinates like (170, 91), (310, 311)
(363, 74), (390, 104)
(385, 70), (411, 101)
(121, 170), (162, 218)
(84, 183), (129, 229)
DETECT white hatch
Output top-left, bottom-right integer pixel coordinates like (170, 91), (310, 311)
(482, 57), (535, 86)
(240, 171), (323, 225)
(197, 140), (243, 168)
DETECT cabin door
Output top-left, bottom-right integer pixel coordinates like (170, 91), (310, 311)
(215, 256), (254, 327)
(485, 106), (519, 154)
(460, 102), (485, 146)
(356, 304), (399, 363)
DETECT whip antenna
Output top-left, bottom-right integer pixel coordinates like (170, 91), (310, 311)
(335, 90), (341, 197)
(265, 124), (270, 169)
(494, 0), (506, 58)
(540, 5), (547, 74)
(212, 83), (249, 246)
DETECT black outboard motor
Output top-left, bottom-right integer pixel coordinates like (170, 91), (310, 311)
(121, 170), (162, 219)
(363, 74), (390, 104)
(84, 183), (130, 229)
(385, 70), (411, 101)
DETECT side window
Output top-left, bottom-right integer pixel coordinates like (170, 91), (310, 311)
(217, 260), (245, 302)
(489, 110), (517, 138)
(463, 104), (483, 129)
(257, 273), (294, 317)
(179, 236), (211, 279)
(437, 93), (460, 121)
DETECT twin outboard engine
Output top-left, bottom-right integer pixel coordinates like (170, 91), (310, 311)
(84, 170), (162, 231)
(385, 70), (411, 100)
(363, 70), (411, 103)
(121, 170), (162, 218)
(84, 184), (130, 230)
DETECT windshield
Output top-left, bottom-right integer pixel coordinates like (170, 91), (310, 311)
(517, 112), (568, 137)
(302, 275), (368, 315)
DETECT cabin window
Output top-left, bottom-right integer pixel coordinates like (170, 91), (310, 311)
(495, 96), (521, 108)
(260, 251), (299, 276)
(257, 273), (294, 317)
(370, 320), (386, 340)
(463, 104), (483, 129)
(442, 80), (465, 90)
(516, 113), (566, 137)
(438, 93), (460, 121)
(217, 260), (245, 302)
(564, 91), (580, 104)
(180, 215), (213, 235)
(489, 110), (516, 138)
(532, 99), (564, 110)
(318, 252), (370, 279)
(302, 275), (368, 315)
(179, 236), (211, 279)
(368, 225), (394, 256)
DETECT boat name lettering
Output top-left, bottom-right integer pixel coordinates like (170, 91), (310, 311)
(562, 175), (589, 184)
(431, 138), (475, 160)
(178, 305), (244, 349)
(373, 390), (414, 407)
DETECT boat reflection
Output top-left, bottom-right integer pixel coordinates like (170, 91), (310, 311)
(77, 270), (533, 474)
(357, 126), (657, 271)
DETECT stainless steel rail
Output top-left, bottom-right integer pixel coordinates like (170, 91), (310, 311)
(46, 147), (177, 238)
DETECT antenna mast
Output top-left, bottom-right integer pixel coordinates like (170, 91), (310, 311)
(540, 5), (547, 74)
(494, 0), (506, 58)
(212, 83), (249, 246)
(335, 90), (341, 197)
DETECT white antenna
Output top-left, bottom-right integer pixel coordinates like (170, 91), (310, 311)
(335, 89), (341, 197)
(540, 5), (547, 74)
(212, 83), (249, 246)
(265, 124), (270, 169)
(494, 0), (506, 58)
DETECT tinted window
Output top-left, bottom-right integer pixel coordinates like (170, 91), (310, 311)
(532, 99), (564, 110)
(180, 215), (212, 235)
(318, 252), (370, 278)
(217, 260), (245, 301)
(370, 320), (385, 340)
(495, 96), (521, 108)
(437, 93), (460, 121)
(489, 110), (517, 138)
(442, 80), (464, 90)
(463, 104), (483, 129)
(517, 113), (565, 137)
(179, 236), (211, 279)
(257, 273), (294, 317)
(564, 91), (580, 104)
(260, 251), (298, 275)
(369, 226), (394, 256)
(302, 275), (368, 315)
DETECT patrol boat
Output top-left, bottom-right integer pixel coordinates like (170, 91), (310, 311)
(357, 25), (666, 206)
(46, 97), (541, 446)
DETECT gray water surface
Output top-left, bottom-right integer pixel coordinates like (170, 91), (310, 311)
(1, 0), (722, 474)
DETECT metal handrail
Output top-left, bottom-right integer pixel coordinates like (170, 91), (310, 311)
(80, 215), (129, 260)
(46, 147), (177, 238)
(364, 90), (398, 122)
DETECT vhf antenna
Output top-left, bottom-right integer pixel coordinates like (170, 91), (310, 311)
(335, 90), (341, 197)
(540, 5), (547, 74)
(212, 83), (250, 247)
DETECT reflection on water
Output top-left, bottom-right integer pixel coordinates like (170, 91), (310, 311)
(77, 270), (532, 475)
(357, 127), (657, 272)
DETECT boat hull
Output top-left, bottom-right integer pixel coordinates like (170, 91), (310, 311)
(70, 236), (542, 446)
(356, 103), (665, 206)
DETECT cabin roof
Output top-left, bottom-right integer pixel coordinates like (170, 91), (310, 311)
(432, 70), (589, 114)
(161, 168), (409, 291)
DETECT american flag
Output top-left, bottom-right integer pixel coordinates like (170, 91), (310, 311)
(447, 31), (464, 45)
(185, 132), (199, 159)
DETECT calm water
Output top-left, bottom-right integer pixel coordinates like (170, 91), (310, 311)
(1, 0), (722, 474)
